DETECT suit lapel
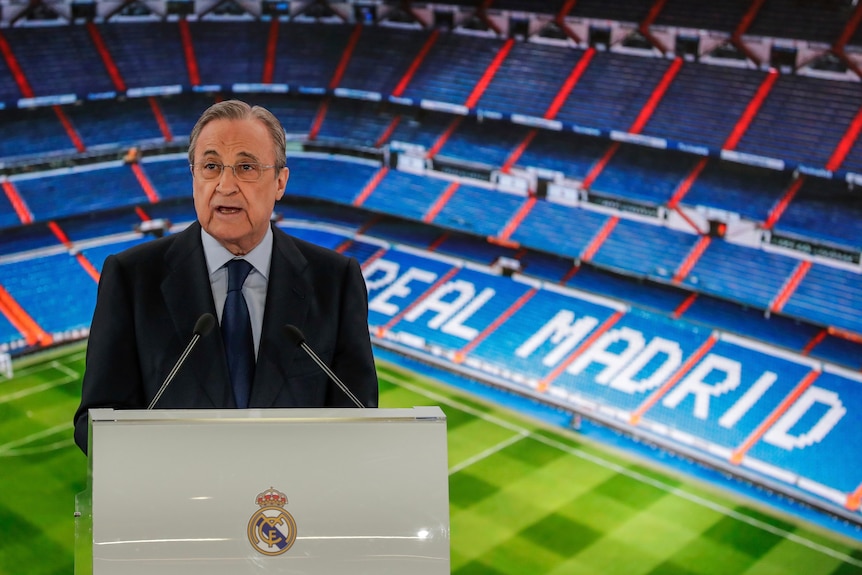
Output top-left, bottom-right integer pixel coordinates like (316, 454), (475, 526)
(251, 226), (310, 407)
(161, 222), (234, 408)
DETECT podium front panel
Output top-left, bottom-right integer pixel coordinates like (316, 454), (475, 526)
(85, 407), (449, 574)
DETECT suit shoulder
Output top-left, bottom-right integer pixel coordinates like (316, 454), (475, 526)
(111, 223), (195, 265)
(111, 233), (177, 265)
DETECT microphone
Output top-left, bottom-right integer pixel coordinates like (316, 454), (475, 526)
(147, 313), (216, 410)
(283, 324), (365, 408)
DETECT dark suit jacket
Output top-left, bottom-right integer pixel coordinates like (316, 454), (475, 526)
(73, 221), (378, 453)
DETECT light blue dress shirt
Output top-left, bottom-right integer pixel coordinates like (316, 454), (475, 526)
(201, 226), (273, 357)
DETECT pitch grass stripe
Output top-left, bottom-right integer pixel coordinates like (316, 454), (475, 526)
(0, 360), (81, 404)
(449, 430), (531, 475)
(528, 432), (862, 569)
(0, 422), (73, 456)
(381, 372), (862, 569)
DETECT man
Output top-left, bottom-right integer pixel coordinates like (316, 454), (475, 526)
(73, 100), (378, 454)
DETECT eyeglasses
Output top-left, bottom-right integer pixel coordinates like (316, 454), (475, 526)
(190, 161), (276, 182)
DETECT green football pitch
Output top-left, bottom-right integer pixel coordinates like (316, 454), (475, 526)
(1, 343), (860, 575)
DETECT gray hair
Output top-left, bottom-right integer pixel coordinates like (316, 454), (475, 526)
(188, 99), (287, 172)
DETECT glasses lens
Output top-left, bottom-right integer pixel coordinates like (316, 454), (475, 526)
(234, 163), (262, 182)
(198, 162), (222, 180)
(195, 162), (263, 181)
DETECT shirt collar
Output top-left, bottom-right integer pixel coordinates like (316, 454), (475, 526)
(201, 224), (273, 280)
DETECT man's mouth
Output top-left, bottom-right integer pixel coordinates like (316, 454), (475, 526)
(216, 206), (242, 214)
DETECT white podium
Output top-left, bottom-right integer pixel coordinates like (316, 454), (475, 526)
(75, 407), (450, 574)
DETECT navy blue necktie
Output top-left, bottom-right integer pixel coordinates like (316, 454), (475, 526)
(222, 259), (254, 408)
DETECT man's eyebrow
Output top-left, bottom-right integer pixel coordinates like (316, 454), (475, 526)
(235, 151), (260, 162)
(198, 150), (260, 161)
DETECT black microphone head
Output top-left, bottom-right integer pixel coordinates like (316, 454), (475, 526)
(194, 313), (217, 337)
(283, 324), (306, 346)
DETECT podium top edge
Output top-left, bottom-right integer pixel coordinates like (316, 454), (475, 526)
(88, 406), (446, 423)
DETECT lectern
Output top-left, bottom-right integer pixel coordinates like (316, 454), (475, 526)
(75, 407), (449, 574)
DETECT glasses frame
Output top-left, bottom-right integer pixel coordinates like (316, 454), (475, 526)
(190, 161), (277, 182)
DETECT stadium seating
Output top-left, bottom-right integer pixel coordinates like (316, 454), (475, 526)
(682, 239), (800, 309)
(683, 159), (792, 223)
(431, 183), (524, 237)
(11, 163), (150, 222)
(642, 63), (766, 151)
(400, 31), (508, 106)
(188, 20), (271, 86)
(2, 24), (115, 99)
(0, 14), (860, 433)
(272, 22), (354, 89)
(66, 97), (165, 149)
(0, 251), (97, 334)
(782, 263), (862, 335)
(436, 115), (531, 167)
(510, 200), (611, 260)
(515, 129), (609, 181)
(338, 25), (433, 97)
(314, 98), (396, 147)
(361, 169), (451, 221)
(95, 21), (188, 90)
(774, 177), (862, 251)
(4, 6), (861, 531)
(475, 41), (584, 119)
(0, 106), (76, 162)
(735, 74), (862, 171)
(590, 144), (698, 205)
(591, 217), (699, 279)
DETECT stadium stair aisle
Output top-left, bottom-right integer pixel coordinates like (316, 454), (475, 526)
(147, 96), (174, 142)
(130, 163), (161, 204)
(536, 310), (627, 393)
(47, 221), (100, 283)
(770, 259), (812, 314)
(763, 175), (805, 230)
(723, 69), (779, 151)
(729, 368), (821, 464)
(178, 19), (201, 87)
(352, 166), (389, 207)
(0, 29), (33, 97)
(0, 283), (52, 347)
(1, 180), (33, 225)
(52, 106), (87, 153)
(464, 38), (514, 110)
(826, 97), (862, 171)
(454, 286), (539, 363)
(262, 19), (279, 84)
(731, 0), (768, 63)
(86, 21), (126, 91)
(375, 264), (461, 339)
(495, 48), (597, 243)
(1, 26), (89, 153)
(580, 215), (619, 263)
(423, 181), (460, 223)
(308, 24), (363, 141)
(391, 29), (439, 100)
(671, 235), (711, 283)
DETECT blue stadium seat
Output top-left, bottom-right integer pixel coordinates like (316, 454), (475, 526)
(683, 240), (799, 309)
(1, 24), (115, 100)
(361, 170), (450, 221)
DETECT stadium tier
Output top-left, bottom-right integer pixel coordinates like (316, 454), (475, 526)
(0, 3), (861, 530)
(361, 238), (862, 522)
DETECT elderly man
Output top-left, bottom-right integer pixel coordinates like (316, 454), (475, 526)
(73, 100), (378, 454)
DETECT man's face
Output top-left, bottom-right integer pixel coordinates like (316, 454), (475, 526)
(192, 118), (289, 255)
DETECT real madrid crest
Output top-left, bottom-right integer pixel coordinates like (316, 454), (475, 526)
(248, 487), (298, 556)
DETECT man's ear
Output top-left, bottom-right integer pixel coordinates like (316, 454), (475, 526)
(276, 167), (289, 200)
